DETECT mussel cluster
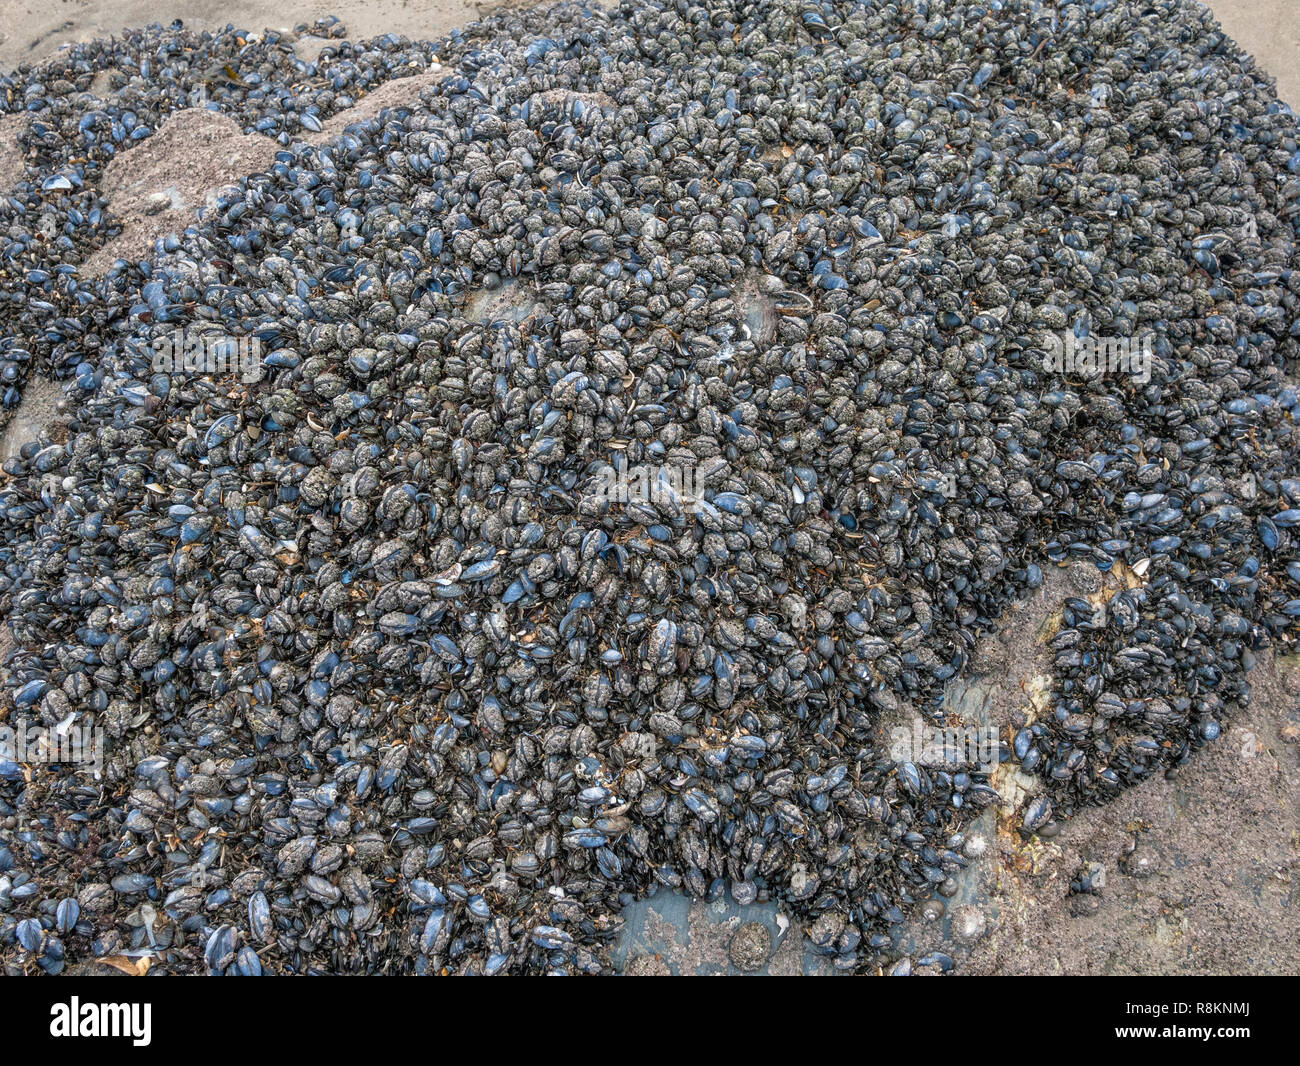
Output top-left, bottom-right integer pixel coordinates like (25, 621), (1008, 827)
(1, 0), (1299, 974)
